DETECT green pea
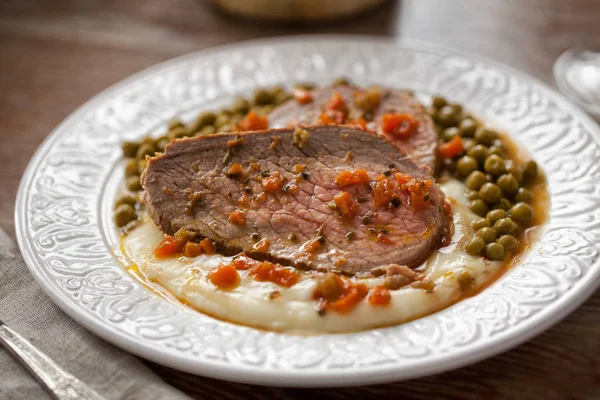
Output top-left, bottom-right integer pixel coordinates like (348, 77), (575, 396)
(215, 113), (231, 128)
(432, 95), (447, 109)
(443, 127), (460, 142)
(479, 183), (503, 204)
(229, 113), (244, 127)
(168, 127), (189, 139)
(484, 154), (506, 176)
(115, 204), (137, 228)
(492, 198), (512, 211)
(488, 145), (504, 157)
(523, 160), (538, 182)
(471, 218), (491, 231)
(457, 156), (478, 177)
(155, 137), (170, 152)
(136, 143), (155, 160)
(115, 194), (137, 208)
(515, 188), (533, 203)
(275, 91), (292, 105)
(462, 139), (476, 152)
(333, 77), (351, 86)
(464, 236), (485, 256)
(232, 97), (250, 114)
(509, 202), (534, 225)
(138, 159), (147, 174)
(269, 85), (285, 98)
(459, 118), (477, 137)
(507, 165), (523, 183)
(168, 119), (185, 131)
(475, 128), (497, 146)
(476, 227), (497, 243)
(254, 89), (274, 105)
(466, 171), (488, 191)
(468, 199), (489, 216)
(294, 82), (316, 90)
(496, 174), (519, 196)
(189, 112), (217, 132)
(465, 190), (480, 201)
(262, 104), (275, 115)
(126, 176), (142, 192)
(196, 125), (216, 136)
(121, 141), (141, 158)
(467, 144), (488, 164)
(498, 235), (518, 251)
(493, 218), (515, 234)
(438, 106), (459, 127)
(486, 209), (506, 224)
(125, 159), (139, 177)
(485, 242), (505, 261)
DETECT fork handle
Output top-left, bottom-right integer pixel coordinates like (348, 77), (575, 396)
(0, 321), (105, 400)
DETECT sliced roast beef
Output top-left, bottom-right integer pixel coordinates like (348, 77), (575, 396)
(142, 126), (450, 276)
(268, 84), (438, 171)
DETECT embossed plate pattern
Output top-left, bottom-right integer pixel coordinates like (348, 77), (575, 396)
(15, 36), (600, 387)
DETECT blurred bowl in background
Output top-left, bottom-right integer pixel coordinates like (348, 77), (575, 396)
(210, 0), (388, 21)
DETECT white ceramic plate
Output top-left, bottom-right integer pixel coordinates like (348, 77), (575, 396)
(15, 36), (600, 387)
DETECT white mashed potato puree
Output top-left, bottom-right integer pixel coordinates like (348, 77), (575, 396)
(121, 179), (503, 334)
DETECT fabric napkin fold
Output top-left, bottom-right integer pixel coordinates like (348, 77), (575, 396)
(0, 228), (192, 400)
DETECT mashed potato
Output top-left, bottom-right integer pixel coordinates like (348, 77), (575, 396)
(122, 179), (502, 334)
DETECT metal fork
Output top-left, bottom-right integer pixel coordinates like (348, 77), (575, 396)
(0, 320), (105, 400)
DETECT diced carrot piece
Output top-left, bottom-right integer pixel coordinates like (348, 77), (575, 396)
(293, 88), (313, 104)
(346, 118), (368, 130)
(183, 242), (202, 258)
(317, 110), (345, 125)
(232, 253), (259, 270)
(368, 286), (391, 306)
(438, 136), (463, 159)
(237, 111), (268, 131)
(381, 113), (420, 137)
(405, 179), (432, 209)
(250, 261), (300, 287)
(228, 209), (246, 225)
(209, 264), (239, 288)
(332, 283), (368, 313)
(335, 169), (370, 187)
(293, 164), (306, 173)
(226, 163), (244, 177)
(261, 172), (283, 193)
(371, 178), (396, 207)
(199, 238), (215, 255)
(394, 172), (412, 185)
(252, 238), (271, 252)
(325, 91), (348, 113)
(333, 191), (358, 217)
(154, 236), (184, 259)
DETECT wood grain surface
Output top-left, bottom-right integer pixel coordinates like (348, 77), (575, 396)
(1, 1), (599, 398)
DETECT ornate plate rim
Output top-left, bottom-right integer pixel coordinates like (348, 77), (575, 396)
(14, 35), (600, 387)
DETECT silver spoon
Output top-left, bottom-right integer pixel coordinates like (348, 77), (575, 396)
(0, 320), (105, 400)
(554, 48), (600, 121)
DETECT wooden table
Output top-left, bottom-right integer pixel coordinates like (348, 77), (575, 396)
(1, 1), (599, 398)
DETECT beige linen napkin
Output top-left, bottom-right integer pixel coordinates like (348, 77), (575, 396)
(0, 228), (192, 400)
